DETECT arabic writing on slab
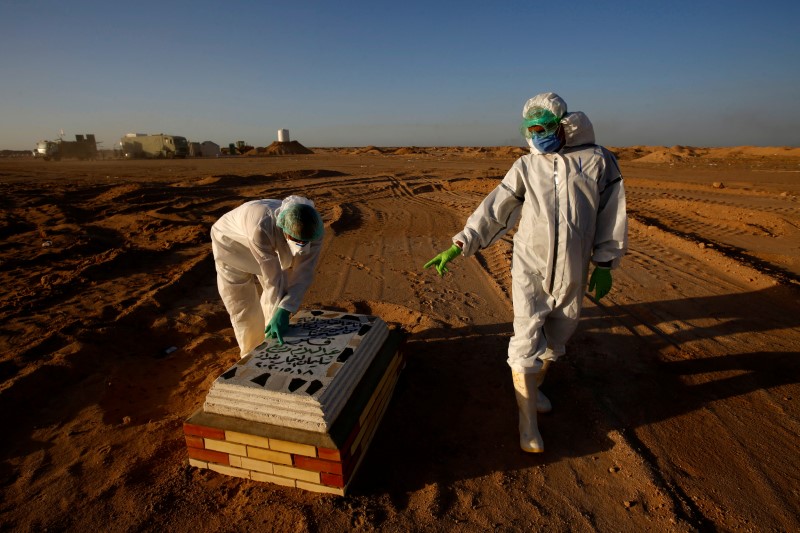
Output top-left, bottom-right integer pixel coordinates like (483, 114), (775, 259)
(252, 317), (362, 376)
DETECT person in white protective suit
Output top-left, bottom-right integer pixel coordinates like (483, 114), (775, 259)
(211, 196), (324, 356)
(424, 93), (627, 453)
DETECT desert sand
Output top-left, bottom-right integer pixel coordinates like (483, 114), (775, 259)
(1, 145), (799, 532)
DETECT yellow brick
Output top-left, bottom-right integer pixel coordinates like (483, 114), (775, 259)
(251, 471), (296, 487)
(188, 458), (208, 469)
(205, 439), (247, 456)
(229, 455), (243, 468)
(350, 416), (370, 455)
(240, 456), (274, 474)
(352, 370), (399, 455)
(225, 430), (271, 448)
(361, 379), (398, 453)
(359, 367), (390, 425)
(359, 354), (401, 426)
(355, 368), (395, 433)
(371, 376), (398, 430)
(208, 463), (250, 479)
(296, 481), (345, 496)
(247, 447), (292, 465)
(273, 464), (321, 484)
(360, 395), (388, 449)
(344, 381), (398, 490)
(269, 439), (317, 457)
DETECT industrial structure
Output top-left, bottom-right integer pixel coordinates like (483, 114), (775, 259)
(33, 134), (98, 161)
(119, 133), (189, 158)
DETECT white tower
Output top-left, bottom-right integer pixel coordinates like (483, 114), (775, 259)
(278, 129), (290, 142)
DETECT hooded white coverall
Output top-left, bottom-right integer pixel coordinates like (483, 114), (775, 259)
(210, 197), (323, 356)
(453, 111), (628, 374)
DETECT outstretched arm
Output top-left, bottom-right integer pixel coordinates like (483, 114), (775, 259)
(455, 160), (528, 258)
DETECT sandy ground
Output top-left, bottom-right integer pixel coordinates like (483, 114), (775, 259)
(1, 146), (799, 532)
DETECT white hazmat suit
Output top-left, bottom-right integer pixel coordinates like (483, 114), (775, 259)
(454, 99), (627, 373)
(211, 196), (323, 356)
(439, 93), (627, 452)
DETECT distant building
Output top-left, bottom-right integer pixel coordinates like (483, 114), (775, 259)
(189, 142), (202, 157)
(200, 141), (221, 157)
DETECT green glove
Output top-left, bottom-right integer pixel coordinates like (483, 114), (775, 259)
(424, 244), (462, 277)
(588, 267), (612, 300)
(264, 307), (291, 345)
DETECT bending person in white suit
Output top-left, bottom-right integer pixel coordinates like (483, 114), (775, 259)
(211, 196), (324, 356)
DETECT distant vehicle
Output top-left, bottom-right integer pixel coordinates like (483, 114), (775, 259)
(119, 133), (189, 159)
(33, 134), (98, 161)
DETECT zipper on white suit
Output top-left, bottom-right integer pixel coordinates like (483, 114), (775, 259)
(549, 157), (559, 294)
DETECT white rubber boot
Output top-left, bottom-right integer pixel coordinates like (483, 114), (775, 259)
(537, 390), (552, 413)
(536, 360), (552, 413)
(512, 371), (544, 453)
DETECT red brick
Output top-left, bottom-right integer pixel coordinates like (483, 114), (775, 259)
(317, 447), (341, 462)
(294, 455), (343, 475)
(187, 447), (229, 465)
(321, 472), (345, 488)
(183, 422), (225, 440)
(185, 435), (204, 449)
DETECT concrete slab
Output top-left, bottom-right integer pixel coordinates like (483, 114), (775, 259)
(204, 310), (389, 431)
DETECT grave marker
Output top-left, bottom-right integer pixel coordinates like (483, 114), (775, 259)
(185, 310), (404, 495)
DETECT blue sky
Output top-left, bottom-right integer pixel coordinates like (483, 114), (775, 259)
(2, 1), (799, 150)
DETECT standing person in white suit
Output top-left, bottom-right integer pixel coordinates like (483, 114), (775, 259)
(425, 93), (628, 453)
(211, 196), (324, 356)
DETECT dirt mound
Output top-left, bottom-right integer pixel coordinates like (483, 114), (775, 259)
(257, 141), (314, 156)
(435, 146), (520, 158)
(490, 146), (528, 158)
(608, 146), (658, 161)
(617, 145), (800, 163)
(634, 149), (687, 163)
(392, 147), (428, 155)
(354, 145), (385, 155)
(703, 146), (800, 158)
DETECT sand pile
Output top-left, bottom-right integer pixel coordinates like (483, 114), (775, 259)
(247, 141), (314, 156)
(708, 146), (800, 158)
(634, 150), (687, 163)
(445, 146), (528, 158)
(489, 146), (528, 158)
(353, 146), (385, 155)
(607, 145), (800, 163)
(392, 147), (428, 155)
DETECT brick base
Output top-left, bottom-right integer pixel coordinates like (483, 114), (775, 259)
(185, 329), (405, 495)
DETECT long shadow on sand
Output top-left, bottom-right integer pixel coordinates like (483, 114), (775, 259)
(353, 285), (800, 513)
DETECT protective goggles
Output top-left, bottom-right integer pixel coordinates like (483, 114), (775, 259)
(285, 233), (309, 247)
(520, 108), (561, 139)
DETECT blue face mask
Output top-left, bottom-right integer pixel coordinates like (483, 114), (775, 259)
(533, 131), (564, 153)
